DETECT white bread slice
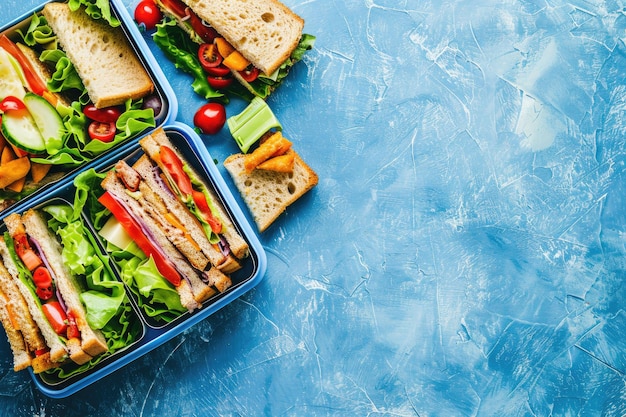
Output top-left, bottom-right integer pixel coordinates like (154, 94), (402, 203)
(21, 210), (109, 361)
(0, 291), (32, 371)
(130, 156), (226, 270)
(223, 151), (318, 232)
(42, 3), (154, 108)
(182, 0), (304, 76)
(101, 171), (216, 309)
(0, 219), (68, 364)
(139, 129), (250, 260)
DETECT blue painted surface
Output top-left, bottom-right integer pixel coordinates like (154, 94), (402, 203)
(1, 0), (626, 415)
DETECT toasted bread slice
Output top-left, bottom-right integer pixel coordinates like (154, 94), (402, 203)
(42, 3), (154, 108)
(21, 210), (109, 360)
(223, 151), (318, 232)
(181, 0), (304, 76)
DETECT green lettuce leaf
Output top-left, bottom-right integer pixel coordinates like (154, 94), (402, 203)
(67, 0), (121, 27)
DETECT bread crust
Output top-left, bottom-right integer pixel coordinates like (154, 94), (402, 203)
(42, 3), (154, 108)
(223, 151), (318, 232)
(181, 0), (304, 75)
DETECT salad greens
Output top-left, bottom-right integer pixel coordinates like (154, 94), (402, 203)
(74, 169), (187, 323)
(67, 0), (121, 27)
(152, 17), (316, 100)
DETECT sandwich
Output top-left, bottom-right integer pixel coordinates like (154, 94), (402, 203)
(0, 2), (157, 209)
(0, 205), (140, 376)
(94, 128), (249, 313)
(152, 0), (315, 99)
(223, 130), (318, 232)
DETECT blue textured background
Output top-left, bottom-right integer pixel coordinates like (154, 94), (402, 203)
(1, 0), (626, 415)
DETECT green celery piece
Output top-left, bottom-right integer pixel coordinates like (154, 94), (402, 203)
(227, 97), (282, 153)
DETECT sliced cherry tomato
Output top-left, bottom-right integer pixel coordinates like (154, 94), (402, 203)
(66, 313), (80, 339)
(98, 191), (182, 286)
(88, 121), (116, 142)
(0, 35), (48, 96)
(134, 0), (163, 30)
(187, 10), (219, 43)
(159, 0), (188, 17)
(193, 102), (226, 135)
(207, 76), (233, 90)
(32, 266), (54, 300)
(205, 64), (231, 77)
(42, 301), (68, 336)
(239, 66), (260, 82)
(83, 104), (122, 123)
(0, 96), (28, 115)
(192, 190), (222, 234)
(198, 43), (223, 71)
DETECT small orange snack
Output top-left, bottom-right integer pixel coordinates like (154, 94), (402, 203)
(243, 132), (292, 173)
(257, 150), (295, 173)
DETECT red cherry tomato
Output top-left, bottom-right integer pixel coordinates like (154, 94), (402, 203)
(198, 44), (223, 71)
(0, 96), (28, 115)
(42, 301), (68, 336)
(193, 102), (226, 135)
(32, 266), (54, 301)
(207, 76), (233, 90)
(134, 0), (163, 30)
(205, 64), (231, 77)
(239, 66), (260, 82)
(83, 104), (123, 123)
(88, 121), (116, 142)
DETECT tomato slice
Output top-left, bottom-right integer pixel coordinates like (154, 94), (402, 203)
(239, 66), (260, 82)
(42, 301), (68, 336)
(207, 75), (233, 90)
(0, 35), (48, 97)
(159, 0), (188, 18)
(32, 266), (54, 300)
(159, 145), (193, 196)
(187, 10), (219, 43)
(0, 96), (27, 113)
(88, 121), (116, 142)
(198, 43), (223, 71)
(84, 104), (122, 123)
(205, 64), (231, 77)
(98, 191), (182, 287)
(66, 313), (80, 339)
(192, 190), (222, 234)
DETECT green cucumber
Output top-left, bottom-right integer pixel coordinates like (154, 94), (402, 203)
(23, 93), (64, 154)
(1, 107), (46, 154)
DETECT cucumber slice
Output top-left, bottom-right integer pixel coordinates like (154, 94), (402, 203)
(23, 93), (64, 154)
(1, 108), (45, 154)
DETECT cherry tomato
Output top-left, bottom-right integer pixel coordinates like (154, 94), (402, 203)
(207, 75), (233, 90)
(42, 301), (68, 336)
(134, 0), (163, 30)
(0, 96), (28, 115)
(187, 10), (219, 43)
(193, 102), (226, 135)
(83, 104), (123, 123)
(239, 66), (260, 82)
(88, 121), (116, 142)
(33, 266), (54, 301)
(205, 64), (231, 77)
(198, 44), (223, 71)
